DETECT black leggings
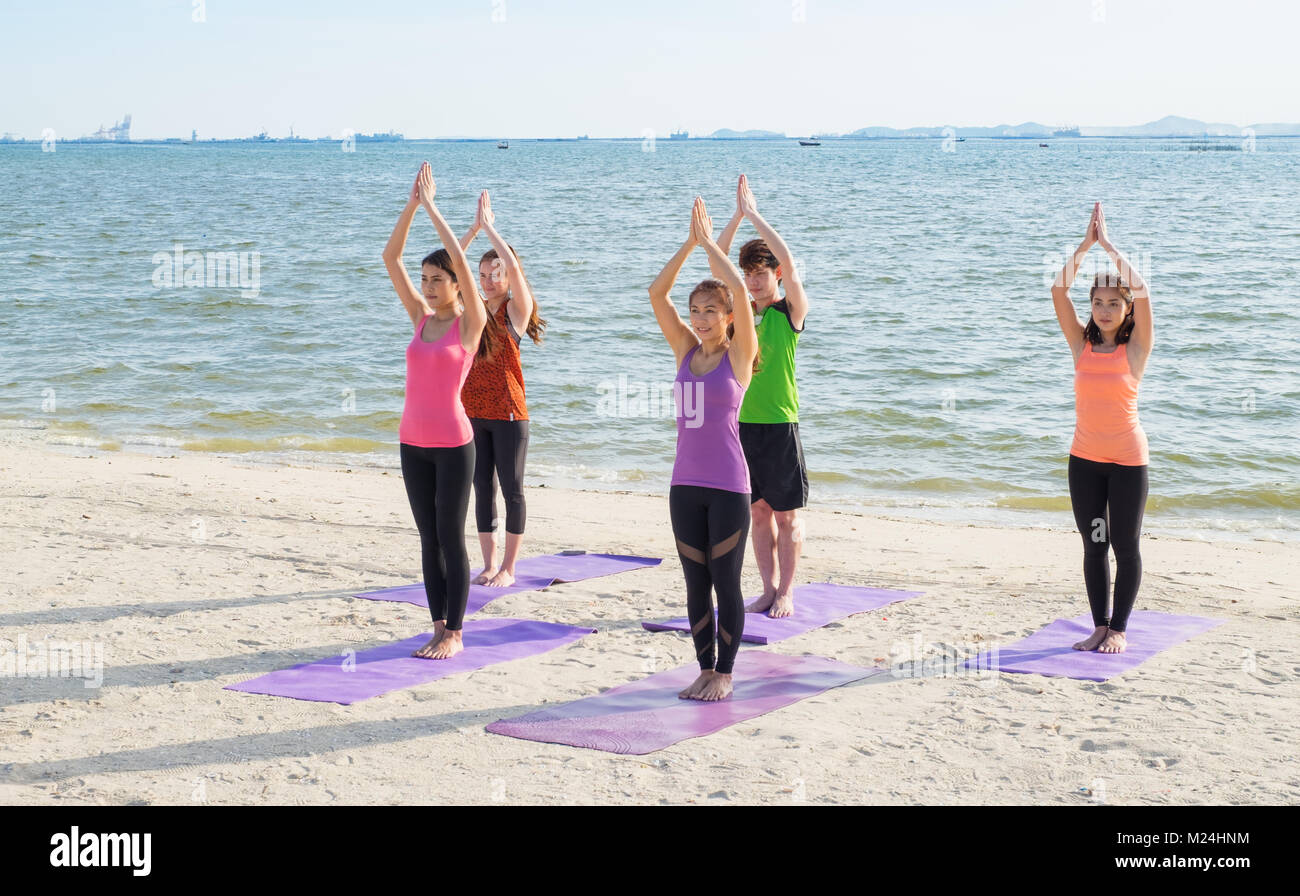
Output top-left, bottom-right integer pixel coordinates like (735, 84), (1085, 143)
(470, 418), (529, 535)
(1067, 454), (1149, 633)
(669, 485), (750, 675)
(400, 441), (475, 630)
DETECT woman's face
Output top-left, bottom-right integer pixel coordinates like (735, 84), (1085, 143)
(421, 263), (459, 307)
(689, 292), (734, 344)
(479, 258), (510, 302)
(1090, 287), (1130, 334)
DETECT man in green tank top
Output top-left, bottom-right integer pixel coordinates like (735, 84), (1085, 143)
(710, 175), (809, 618)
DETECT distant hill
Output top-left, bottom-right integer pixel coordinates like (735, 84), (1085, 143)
(833, 116), (1300, 138)
(846, 122), (1055, 138)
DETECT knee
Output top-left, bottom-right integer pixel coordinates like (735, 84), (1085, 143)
(750, 500), (773, 523)
(775, 510), (804, 542)
(1111, 537), (1142, 563)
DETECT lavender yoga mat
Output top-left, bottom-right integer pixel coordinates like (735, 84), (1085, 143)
(642, 582), (923, 645)
(351, 553), (661, 611)
(225, 618), (595, 704)
(511, 552), (662, 584)
(487, 651), (882, 754)
(962, 611), (1225, 682)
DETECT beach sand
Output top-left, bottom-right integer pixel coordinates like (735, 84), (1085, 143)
(2, 430), (1296, 805)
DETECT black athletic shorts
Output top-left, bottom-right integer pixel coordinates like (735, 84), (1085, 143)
(739, 422), (809, 512)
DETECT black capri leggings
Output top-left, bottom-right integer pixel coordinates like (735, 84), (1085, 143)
(1067, 454), (1149, 633)
(400, 441), (475, 630)
(669, 485), (751, 675)
(470, 418), (529, 535)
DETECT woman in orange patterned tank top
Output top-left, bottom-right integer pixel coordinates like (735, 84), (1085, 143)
(1050, 203), (1154, 656)
(457, 190), (547, 588)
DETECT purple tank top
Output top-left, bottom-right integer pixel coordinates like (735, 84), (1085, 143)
(670, 345), (750, 494)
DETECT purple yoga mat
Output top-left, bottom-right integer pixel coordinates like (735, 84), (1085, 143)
(962, 610), (1225, 682)
(224, 618), (595, 704)
(512, 552), (662, 584)
(486, 651), (882, 754)
(642, 582), (923, 645)
(352, 573), (558, 613)
(351, 553), (661, 611)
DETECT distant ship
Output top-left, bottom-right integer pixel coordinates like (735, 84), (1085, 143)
(497, 140), (509, 149)
(669, 129), (689, 140)
(955, 136), (966, 142)
(1052, 126), (1081, 137)
(798, 139), (821, 146)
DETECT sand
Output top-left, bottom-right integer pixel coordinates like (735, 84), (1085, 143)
(2, 430), (1296, 805)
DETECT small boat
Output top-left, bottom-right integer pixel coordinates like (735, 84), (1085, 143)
(955, 136), (966, 142)
(1038, 142), (1049, 147)
(497, 141), (509, 149)
(798, 139), (821, 146)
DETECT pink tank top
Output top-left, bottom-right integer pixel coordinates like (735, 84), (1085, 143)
(399, 313), (475, 448)
(1071, 342), (1149, 466)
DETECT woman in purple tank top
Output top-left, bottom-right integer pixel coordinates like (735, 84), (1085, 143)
(649, 197), (758, 702)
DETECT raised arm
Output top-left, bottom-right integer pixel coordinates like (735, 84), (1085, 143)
(476, 191), (536, 334)
(693, 198), (756, 388)
(416, 162), (487, 353)
(458, 221), (478, 254)
(1050, 204), (1097, 361)
(382, 170), (433, 328)
(707, 178), (746, 282)
(649, 225), (702, 368)
(1094, 203), (1153, 365)
(737, 174), (807, 329)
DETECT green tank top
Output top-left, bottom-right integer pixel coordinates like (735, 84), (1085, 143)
(739, 299), (802, 423)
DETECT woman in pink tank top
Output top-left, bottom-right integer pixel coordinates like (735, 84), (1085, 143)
(649, 197), (758, 703)
(381, 163), (495, 661)
(1050, 202), (1155, 656)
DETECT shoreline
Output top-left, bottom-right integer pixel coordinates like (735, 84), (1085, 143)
(3, 422), (1293, 545)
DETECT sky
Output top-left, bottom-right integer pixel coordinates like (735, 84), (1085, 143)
(2, 0), (1298, 139)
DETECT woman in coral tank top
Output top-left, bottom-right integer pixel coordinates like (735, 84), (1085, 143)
(1050, 203), (1154, 655)
(381, 163), (495, 660)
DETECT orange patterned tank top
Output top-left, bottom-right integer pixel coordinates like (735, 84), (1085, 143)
(461, 301), (529, 421)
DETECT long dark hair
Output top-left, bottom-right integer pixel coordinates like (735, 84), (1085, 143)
(1083, 271), (1136, 345)
(689, 278), (761, 374)
(422, 248), (500, 362)
(480, 246), (547, 344)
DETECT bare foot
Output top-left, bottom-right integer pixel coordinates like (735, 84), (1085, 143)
(1097, 630), (1127, 654)
(412, 625), (445, 658)
(678, 670), (714, 699)
(485, 568), (515, 588)
(695, 672), (733, 701)
(1072, 625), (1109, 651)
(767, 593), (794, 619)
(473, 568), (497, 586)
(426, 629), (464, 660)
(746, 591), (777, 614)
